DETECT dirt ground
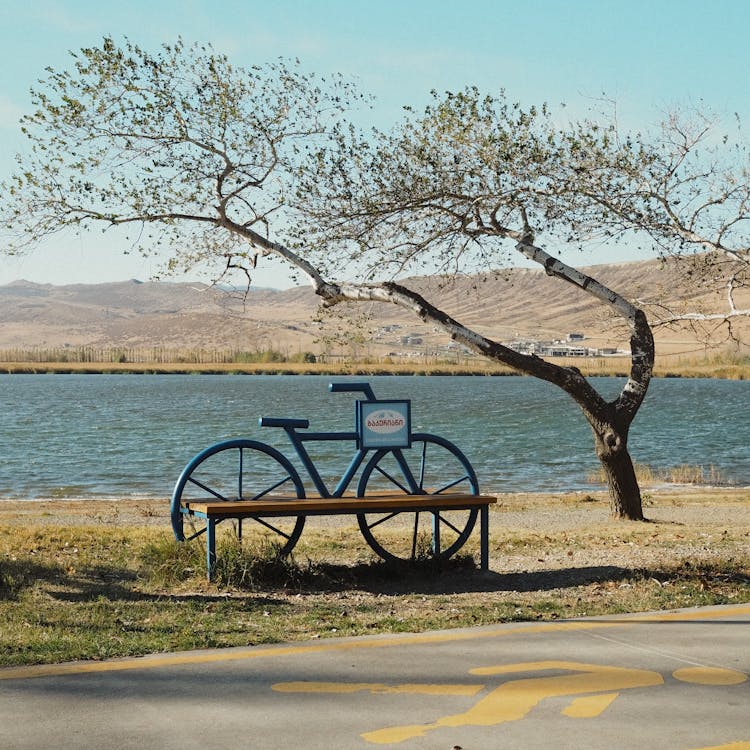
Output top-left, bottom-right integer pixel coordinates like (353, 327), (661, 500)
(2, 488), (748, 576)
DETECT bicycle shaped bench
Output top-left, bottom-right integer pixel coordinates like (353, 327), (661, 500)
(170, 382), (496, 579)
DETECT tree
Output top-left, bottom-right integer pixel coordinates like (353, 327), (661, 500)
(2, 39), (659, 519)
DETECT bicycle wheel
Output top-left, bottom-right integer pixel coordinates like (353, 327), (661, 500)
(171, 439), (306, 556)
(355, 433), (479, 563)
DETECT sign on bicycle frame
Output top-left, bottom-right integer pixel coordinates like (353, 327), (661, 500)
(357, 400), (411, 450)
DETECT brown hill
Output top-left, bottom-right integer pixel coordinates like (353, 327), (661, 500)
(0, 257), (746, 359)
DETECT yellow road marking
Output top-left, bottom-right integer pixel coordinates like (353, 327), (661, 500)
(562, 692), (620, 717)
(274, 659), (748, 744)
(673, 667), (747, 685)
(360, 661), (664, 744)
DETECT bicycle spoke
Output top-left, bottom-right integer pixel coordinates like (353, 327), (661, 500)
(251, 474), (294, 500)
(364, 511), (400, 530)
(373, 463), (411, 494)
(437, 513), (464, 536)
(432, 474), (471, 494)
(253, 517), (297, 541)
(238, 447), (244, 498)
(187, 476), (228, 501)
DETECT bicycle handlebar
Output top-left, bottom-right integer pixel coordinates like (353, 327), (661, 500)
(259, 383), (375, 431)
(328, 382), (376, 400)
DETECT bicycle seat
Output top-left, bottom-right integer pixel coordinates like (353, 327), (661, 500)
(259, 417), (310, 429)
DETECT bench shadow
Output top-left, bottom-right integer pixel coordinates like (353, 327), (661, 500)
(19, 558), (633, 601)
(297, 560), (634, 595)
(16, 556), (749, 601)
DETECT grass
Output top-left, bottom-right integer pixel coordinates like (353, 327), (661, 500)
(1, 490), (749, 667)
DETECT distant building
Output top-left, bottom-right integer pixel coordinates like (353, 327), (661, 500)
(542, 344), (588, 357)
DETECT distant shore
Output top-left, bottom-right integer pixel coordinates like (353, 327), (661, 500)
(0, 359), (747, 379)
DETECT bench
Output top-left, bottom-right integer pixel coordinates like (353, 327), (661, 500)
(171, 380), (497, 581)
(179, 492), (497, 580)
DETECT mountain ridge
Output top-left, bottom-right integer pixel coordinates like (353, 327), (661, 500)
(0, 257), (746, 356)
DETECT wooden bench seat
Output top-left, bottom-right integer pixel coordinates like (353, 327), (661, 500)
(184, 493), (496, 517)
(180, 493), (497, 578)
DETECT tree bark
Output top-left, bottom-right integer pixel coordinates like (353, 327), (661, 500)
(585, 405), (644, 520)
(514, 357), (646, 521)
(597, 435), (644, 520)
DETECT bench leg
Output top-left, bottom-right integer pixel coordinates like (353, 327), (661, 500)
(480, 505), (489, 571)
(432, 512), (441, 557)
(206, 518), (217, 581)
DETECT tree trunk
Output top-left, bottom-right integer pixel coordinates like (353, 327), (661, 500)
(589, 420), (644, 520)
(306, 272), (651, 521)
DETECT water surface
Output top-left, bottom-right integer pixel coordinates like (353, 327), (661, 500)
(0, 374), (747, 499)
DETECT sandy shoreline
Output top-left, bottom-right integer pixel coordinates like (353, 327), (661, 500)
(2, 487), (748, 531)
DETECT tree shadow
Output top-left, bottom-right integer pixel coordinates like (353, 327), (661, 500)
(44, 563), (287, 607)
(0, 556), (285, 607)
(1, 559), (64, 601)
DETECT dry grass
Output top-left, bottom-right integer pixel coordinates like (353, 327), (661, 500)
(1, 489), (749, 667)
(587, 462), (729, 486)
(1, 357), (748, 378)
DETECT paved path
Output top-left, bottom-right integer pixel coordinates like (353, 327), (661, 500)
(1, 604), (748, 749)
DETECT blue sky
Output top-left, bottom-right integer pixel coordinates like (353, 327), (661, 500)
(1, 0), (749, 287)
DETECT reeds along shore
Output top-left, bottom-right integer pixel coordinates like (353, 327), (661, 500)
(0, 358), (748, 379)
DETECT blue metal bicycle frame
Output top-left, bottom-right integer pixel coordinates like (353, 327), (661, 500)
(259, 420), (370, 498)
(258, 381), (391, 499)
(260, 380), (426, 499)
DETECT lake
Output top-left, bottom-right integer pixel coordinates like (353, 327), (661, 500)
(0, 374), (747, 500)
